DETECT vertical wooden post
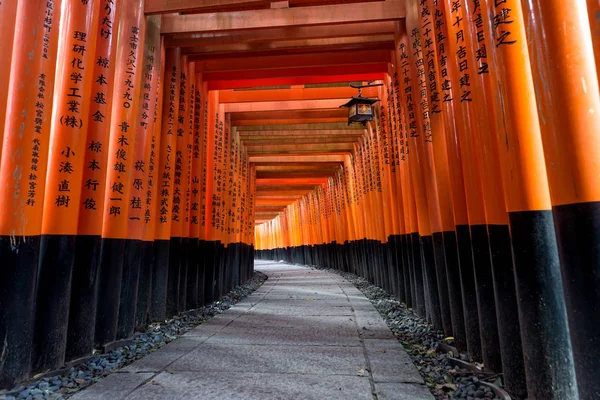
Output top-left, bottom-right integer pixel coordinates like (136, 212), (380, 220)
(94, 0), (146, 347)
(439, 0), (503, 370)
(150, 47), (180, 322)
(166, 55), (188, 318)
(117, 14), (161, 341)
(35, 0), (101, 372)
(67, 0), (122, 362)
(587, 1), (600, 83)
(0, 0), (18, 166)
(524, 0), (600, 397)
(0, 0), (62, 386)
(460, 0), (526, 393)
(203, 89), (219, 303)
(186, 62), (201, 310)
(481, 0), (578, 397)
(137, 33), (165, 331)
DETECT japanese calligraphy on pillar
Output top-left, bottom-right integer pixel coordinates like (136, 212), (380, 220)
(0, 0), (62, 237)
(469, 0), (490, 74)
(421, 2), (442, 115)
(491, 0), (517, 47)
(189, 73), (201, 230)
(185, 63), (195, 231)
(171, 61), (188, 229)
(450, 1), (474, 103)
(410, 27), (433, 142)
(78, 0), (119, 235)
(399, 42), (419, 143)
(102, 12), (144, 237)
(434, 2), (454, 105)
(42, 0), (100, 236)
(129, 23), (159, 233)
(156, 51), (180, 233)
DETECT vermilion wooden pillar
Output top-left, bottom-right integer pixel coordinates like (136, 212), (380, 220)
(0, 0), (18, 166)
(166, 55), (189, 318)
(461, 0), (526, 395)
(0, 0), (62, 387)
(150, 47), (180, 321)
(524, 0), (600, 397)
(94, 0), (146, 347)
(136, 21), (164, 332)
(67, 0), (122, 362)
(481, 0), (578, 397)
(35, 0), (101, 373)
(117, 14), (161, 341)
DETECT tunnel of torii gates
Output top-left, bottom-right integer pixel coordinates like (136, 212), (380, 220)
(0, 0), (599, 398)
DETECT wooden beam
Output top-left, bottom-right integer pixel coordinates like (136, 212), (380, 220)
(250, 154), (347, 162)
(236, 122), (362, 130)
(245, 143), (354, 153)
(254, 189), (313, 196)
(233, 117), (347, 125)
(242, 137), (360, 144)
(208, 72), (385, 89)
(225, 99), (346, 112)
(219, 87), (378, 103)
(239, 128), (364, 135)
(204, 63), (388, 82)
(256, 171), (338, 178)
(254, 162), (342, 169)
(230, 109), (347, 121)
(183, 36), (394, 57)
(165, 21), (397, 48)
(160, 1), (406, 34)
(146, 0), (267, 14)
(199, 50), (392, 72)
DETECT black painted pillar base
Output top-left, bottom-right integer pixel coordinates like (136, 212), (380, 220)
(150, 239), (170, 322)
(186, 237), (200, 310)
(66, 235), (101, 361)
(422, 235), (442, 330)
(403, 234), (414, 309)
(411, 233), (426, 317)
(166, 236), (181, 318)
(33, 235), (77, 374)
(470, 225), (502, 372)
(117, 239), (142, 340)
(455, 225), (482, 361)
(553, 201), (600, 400)
(433, 232), (453, 337)
(442, 231), (466, 351)
(204, 240), (217, 304)
(135, 241), (154, 331)
(197, 240), (206, 307)
(94, 238), (126, 347)
(509, 210), (578, 399)
(487, 224), (527, 398)
(0, 236), (39, 388)
(178, 237), (189, 313)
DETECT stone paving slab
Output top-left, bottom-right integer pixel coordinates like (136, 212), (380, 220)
(125, 371), (374, 400)
(72, 260), (431, 399)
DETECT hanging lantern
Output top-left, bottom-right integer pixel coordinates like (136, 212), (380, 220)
(339, 83), (382, 126)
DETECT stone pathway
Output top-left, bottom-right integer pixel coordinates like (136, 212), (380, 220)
(71, 261), (433, 400)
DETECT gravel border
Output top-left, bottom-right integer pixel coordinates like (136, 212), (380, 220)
(0, 271), (267, 400)
(312, 266), (509, 400)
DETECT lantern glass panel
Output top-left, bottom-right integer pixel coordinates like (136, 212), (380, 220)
(358, 103), (372, 115)
(348, 104), (357, 118)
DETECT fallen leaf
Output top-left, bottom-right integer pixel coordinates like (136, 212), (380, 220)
(443, 336), (454, 341)
(357, 369), (365, 377)
(436, 383), (457, 392)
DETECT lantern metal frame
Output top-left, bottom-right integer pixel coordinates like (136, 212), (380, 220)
(339, 82), (383, 126)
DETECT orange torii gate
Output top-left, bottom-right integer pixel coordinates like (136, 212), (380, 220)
(0, 1), (599, 399)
